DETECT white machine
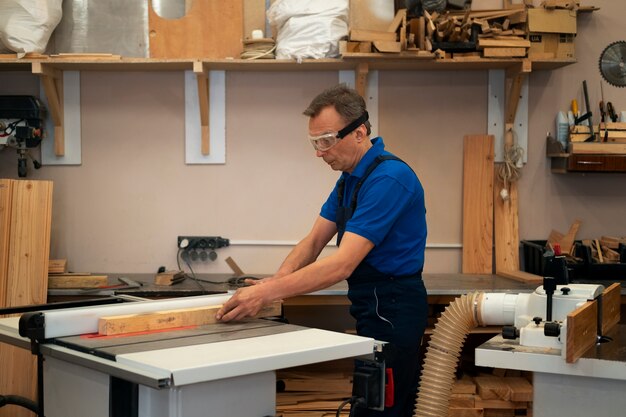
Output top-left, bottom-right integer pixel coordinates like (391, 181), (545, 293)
(0, 293), (376, 417)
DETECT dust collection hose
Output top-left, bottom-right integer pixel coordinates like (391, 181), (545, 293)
(414, 292), (484, 417)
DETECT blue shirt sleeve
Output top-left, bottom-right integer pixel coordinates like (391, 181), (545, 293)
(320, 180), (340, 222)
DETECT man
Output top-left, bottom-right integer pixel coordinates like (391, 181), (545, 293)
(216, 84), (427, 416)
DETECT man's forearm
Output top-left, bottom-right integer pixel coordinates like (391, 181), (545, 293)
(275, 236), (324, 276)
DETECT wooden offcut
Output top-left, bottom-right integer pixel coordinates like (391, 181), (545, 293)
(350, 29), (397, 42)
(483, 47), (526, 57)
(462, 135), (494, 274)
(154, 270), (185, 285)
(0, 179), (53, 417)
(566, 300), (597, 363)
(148, 0), (243, 59)
(48, 258), (68, 274)
(48, 275), (108, 289)
(98, 301), (282, 335)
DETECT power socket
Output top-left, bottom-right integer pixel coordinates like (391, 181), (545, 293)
(177, 236), (229, 251)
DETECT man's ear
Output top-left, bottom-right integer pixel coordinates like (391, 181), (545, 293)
(354, 124), (366, 142)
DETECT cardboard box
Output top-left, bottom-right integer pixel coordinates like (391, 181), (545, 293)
(527, 8), (577, 59)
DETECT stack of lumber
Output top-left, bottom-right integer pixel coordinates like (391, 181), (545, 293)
(47, 258), (110, 288)
(276, 360), (354, 417)
(450, 372), (533, 417)
(581, 236), (626, 264)
(0, 179), (53, 417)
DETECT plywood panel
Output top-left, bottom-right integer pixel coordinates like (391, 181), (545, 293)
(0, 179), (53, 417)
(148, 0), (244, 59)
(462, 135), (494, 274)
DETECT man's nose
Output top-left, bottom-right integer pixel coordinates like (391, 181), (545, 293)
(316, 149), (325, 157)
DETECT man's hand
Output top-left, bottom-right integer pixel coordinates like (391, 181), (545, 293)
(215, 284), (272, 322)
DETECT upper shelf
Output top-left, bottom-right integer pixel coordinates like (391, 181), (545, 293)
(0, 56), (576, 73)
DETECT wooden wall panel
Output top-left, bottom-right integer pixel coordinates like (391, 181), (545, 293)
(462, 135), (494, 274)
(0, 179), (13, 302)
(0, 179), (53, 417)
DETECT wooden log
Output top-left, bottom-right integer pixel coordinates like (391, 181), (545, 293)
(98, 301), (282, 335)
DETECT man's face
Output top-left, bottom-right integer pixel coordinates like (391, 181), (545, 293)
(308, 106), (362, 173)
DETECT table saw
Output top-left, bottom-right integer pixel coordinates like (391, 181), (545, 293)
(0, 293), (375, 417)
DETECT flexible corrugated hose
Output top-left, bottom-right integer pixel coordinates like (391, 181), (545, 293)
(414, 292), (482, 417)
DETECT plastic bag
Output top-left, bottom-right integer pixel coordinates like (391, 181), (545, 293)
(267, 0), (349, 61)
(0, 0), (63, 57)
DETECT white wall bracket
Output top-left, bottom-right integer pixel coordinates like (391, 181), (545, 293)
(37, 67), (82, 165)
(489, 60), (531, 163)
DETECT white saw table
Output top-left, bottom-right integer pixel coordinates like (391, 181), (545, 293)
(475, 324), (626, 417)
(0, 295), (375, 417)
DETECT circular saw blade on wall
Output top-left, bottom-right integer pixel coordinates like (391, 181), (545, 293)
(599, 41), (626, 87)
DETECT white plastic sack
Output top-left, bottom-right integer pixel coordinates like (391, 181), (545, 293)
(268, 0), (349, 61)
(0, 0), (63, 57)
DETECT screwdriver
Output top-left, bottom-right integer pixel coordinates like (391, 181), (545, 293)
(607, 101), (618, 122)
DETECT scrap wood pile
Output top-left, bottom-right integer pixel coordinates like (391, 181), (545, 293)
(450, 372), (533, 417)
(545, 219), (626, 264)
(342, 1), (592, 59)
(276, 361), (354, 417)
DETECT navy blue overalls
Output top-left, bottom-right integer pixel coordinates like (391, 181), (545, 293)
(337, 155), (428, 417)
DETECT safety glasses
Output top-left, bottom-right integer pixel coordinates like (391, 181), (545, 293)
(308, 111), (369, 152)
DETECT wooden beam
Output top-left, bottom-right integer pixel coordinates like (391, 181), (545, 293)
(462, 135), (494, 274)
(566, 300), (597, 363)
(32, 62), (65, 156)
(193, 60), (210, 156)
(98, 301), (283, 335)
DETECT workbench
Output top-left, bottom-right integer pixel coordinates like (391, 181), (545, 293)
(475, 324), (626, 417)
(0, 294), (376, 417)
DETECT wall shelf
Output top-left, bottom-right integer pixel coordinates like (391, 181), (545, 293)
(1, 55), (576, 157)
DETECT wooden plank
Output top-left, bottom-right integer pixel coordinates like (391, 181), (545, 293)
(148, 0), (243, 59)
(462, 135), (494, 274)
(373, 41), (402, 53)
(566, 300), (597, 363)
(452, 376), (477, 394)
(5, 180), (53, 307)
(569, 142), (626, 154)
(559, 218), (581, 255)
(243, 0), (266, 39)
(48, 275), (108, 289)
(387, 9), (407, 33)
(494, 171), (519, 274)
(474, 376), (510, 400)
(497, 270), (543, 285)
(0, 179), (13, 304)
(504, 377), (533, 402)
(1, 179), (53, 417)
(601, 282), (621, 335)
(449, 408), (484, 417)
(350, 29), (397, 42)
(478, 39), (530, 49)
(482, 47), (526, 58)
(98, 301), (282, 335)
(48, 258), (67, 274)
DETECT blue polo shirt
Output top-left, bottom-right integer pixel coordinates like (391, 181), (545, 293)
(320, 137), (426, 276)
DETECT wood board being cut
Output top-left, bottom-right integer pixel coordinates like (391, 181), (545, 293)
(148, 0), (244, 59)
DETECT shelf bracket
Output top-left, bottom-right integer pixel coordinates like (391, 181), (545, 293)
(504, 59), (531, 130)
(32, 62), (64, 156)
(193, 61), (210, 156)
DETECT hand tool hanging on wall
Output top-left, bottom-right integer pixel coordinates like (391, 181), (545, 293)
(574, 80), (595, 142)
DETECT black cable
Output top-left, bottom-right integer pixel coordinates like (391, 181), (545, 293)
(0, 395), (38, 412)
(336, 396), (366, 417)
